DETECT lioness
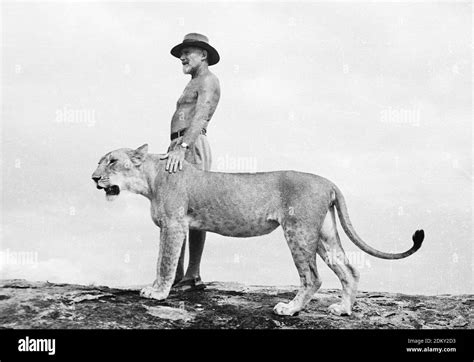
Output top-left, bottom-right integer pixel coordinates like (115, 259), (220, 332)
(92, 144), (424, 316)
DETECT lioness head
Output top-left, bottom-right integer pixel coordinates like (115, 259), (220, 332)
(92, 144), (148, 201)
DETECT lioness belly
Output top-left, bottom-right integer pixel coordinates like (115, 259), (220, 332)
(186, 214), (280, 237)
(183, 170), (320, 237)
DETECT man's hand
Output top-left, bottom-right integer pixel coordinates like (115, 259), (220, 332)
(161, 147), (186, 173)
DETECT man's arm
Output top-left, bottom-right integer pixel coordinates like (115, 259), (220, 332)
(164, 77), (220, 173)
(182, 77), (219, 147)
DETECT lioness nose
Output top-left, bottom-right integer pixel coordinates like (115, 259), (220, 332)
(92, 176), (101, 183)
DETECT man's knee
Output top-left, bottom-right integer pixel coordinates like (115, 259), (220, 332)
(189, 229), (206, 241)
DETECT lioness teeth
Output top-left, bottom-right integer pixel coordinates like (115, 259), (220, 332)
(105, 185), (120, 195)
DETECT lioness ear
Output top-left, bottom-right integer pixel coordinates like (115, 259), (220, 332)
(131, 144), (148, 166)
(136, 144), (148, 154)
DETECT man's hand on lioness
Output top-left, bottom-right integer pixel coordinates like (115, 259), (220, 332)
(162, 148), (186, 173)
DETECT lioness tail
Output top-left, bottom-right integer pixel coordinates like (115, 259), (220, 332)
(333, 186), (424, 260)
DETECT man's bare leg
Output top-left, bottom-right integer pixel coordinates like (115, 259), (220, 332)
(173, 239), (186, 285)
(184, 229), (206, 280)
(173, 229), (206, 290)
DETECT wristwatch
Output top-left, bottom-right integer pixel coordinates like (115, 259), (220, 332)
(180, 142), (189, 149)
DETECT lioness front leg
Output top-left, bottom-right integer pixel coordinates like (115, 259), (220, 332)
(140, 223), (187, 300)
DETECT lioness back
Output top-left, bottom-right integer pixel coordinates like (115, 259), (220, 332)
(184, 169), (335, 237)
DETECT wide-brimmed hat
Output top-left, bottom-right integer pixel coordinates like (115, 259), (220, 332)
(170, 33), (220, 66)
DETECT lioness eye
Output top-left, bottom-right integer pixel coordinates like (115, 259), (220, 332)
(109, 159), (117, 165)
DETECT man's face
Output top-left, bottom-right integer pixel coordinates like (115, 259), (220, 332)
(180, 46), (206, 74)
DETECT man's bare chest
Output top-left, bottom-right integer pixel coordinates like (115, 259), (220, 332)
(177, 83), (199, 105)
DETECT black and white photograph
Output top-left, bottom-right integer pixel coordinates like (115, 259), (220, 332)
(0, 0), (472, 360)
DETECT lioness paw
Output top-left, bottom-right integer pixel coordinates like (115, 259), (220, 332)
(273, 302), (299, 316)
(140, 286), (168, 300)
(328, 302), (351, 316)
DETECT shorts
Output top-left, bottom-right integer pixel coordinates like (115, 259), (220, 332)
(167, 134), (212, 171)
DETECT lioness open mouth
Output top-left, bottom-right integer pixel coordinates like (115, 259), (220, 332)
(105, 185), (120, 196)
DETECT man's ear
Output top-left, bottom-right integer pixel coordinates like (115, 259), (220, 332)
(131, 144), (148, 166)
(202, 49), (208, 62)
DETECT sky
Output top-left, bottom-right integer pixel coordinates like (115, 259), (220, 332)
(0, 1), (472, 295)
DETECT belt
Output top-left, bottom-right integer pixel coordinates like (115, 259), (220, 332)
(170, 127), (207, 141)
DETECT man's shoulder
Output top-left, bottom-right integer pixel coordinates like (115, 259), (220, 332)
(199, 72), (220, 89)
(207, 70), (220, 80)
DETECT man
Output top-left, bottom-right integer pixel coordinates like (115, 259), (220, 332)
(162, 33), (221, 291)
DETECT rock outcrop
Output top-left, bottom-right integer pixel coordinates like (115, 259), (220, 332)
(0, 280), (471, 329)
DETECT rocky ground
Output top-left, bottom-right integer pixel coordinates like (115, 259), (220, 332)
(0, 279), (471, 329)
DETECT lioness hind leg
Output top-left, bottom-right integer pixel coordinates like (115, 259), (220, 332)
(318, 208), (359, 316)
(274, 222), (321, 316)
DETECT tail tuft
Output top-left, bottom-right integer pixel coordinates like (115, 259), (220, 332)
(412, 229), (424, 250)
